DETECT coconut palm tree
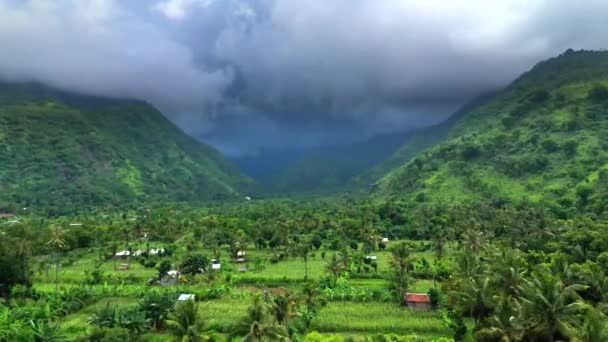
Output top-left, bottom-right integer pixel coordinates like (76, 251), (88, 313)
(238, 294), (289, 341)
(243, 321), (288, 342)
(13, 223), (34, 287)
(519, 268), (589, 342)
(574, 308), (608, 342)
(388, 241), (416, 304)
(46, 226), (67, 294)
(270, 294), (295, 328)
(450, 275), (494, 325)
(490, 248), (527, 299)
(166, 299), (204, 342)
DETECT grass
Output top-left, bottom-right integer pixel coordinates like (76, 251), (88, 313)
(61, 297), (139, 337)
(32, 242), (451, 340)
(311, 302), (449, 336)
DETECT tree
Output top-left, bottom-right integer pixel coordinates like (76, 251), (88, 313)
(297, 239), (312, 280)
(166, 299), (205, 342)
(388, 242), (415, 304)
(138, 291), (174, 330)
(238, 294), (289, 341)
(575, 308), (608, 342)
(47, 226), (67, 294)
(270, 294), (294, 328)
(179, 254), (209, 276)
(519, 269), (588, 342)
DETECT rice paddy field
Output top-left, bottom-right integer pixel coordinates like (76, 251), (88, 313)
(27, 243), (461, 341)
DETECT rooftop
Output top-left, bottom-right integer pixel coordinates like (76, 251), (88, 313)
(405, 293), (430, 303)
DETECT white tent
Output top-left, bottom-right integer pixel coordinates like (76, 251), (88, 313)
(178, 294), (195, 301)
(115, 250), (130, 257)
(212, 263), (221, 270)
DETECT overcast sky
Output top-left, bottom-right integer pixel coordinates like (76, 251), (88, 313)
(1, 0), (608, 155)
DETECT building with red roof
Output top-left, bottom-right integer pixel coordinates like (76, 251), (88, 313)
(404, 293), (431, 311)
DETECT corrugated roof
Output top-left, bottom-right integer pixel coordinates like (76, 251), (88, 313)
(405, 293), (430, 303)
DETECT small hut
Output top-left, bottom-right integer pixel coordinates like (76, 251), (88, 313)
(404, 293), (431, 311)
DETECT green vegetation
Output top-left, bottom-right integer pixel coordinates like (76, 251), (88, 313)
(3, 50), (608, 341)
(0, 82), (256, 215)
(378, 50), (608, 218)
(2, 196), (608, 341)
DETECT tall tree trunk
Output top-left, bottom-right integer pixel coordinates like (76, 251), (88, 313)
(304, 255), (308, 280)
(54, 251), (60, 294)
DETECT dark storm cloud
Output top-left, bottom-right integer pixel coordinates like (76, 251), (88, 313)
(1, 0), (608, 155)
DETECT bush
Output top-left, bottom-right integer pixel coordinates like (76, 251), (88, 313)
(541, 139), (559, 153)
(588, 84), (608, 101)
(138, 291), (175, 329)
(89, 303), (150, 336)
(562, 139), (578, 156)
(78, 327), (130, 342)
(179, 254), (209, 275)
(461, 144), (481, 160)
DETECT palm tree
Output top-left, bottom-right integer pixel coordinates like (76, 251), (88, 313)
(243, 321), (288, 342)
(238, 294), (289, 341)
(13, 223), (34, 287)
(270, 294), (295, 328)
(388, 241), (415, 304)
(450, 275), (494, 324)
(476, 295), (523, 342)
(575, 308), (608, 342)
(166, 299), (204, 342)
(46, 226), (67, 294)
(490, 248), (527, 299)
(519, 268), (589, 342)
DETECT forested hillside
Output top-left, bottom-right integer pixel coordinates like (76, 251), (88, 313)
(378, 50), (608, 218)
(0, 82), (256, 214)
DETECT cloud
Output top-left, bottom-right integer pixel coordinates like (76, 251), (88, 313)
(154, 0), (215, 20)
(1, 0), (608, 155)
(0, 0), (231, 122)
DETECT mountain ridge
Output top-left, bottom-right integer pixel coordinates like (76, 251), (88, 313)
(376, 49), (608, 218)
(0, 81), (257, 214)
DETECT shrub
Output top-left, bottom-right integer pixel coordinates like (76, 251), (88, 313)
(78, 327), (130, 342)
(89, 303), (150, 336)
(138, 291), (175, 330)
(179, 254), (209, 275)
(562, 139), (578, 156)
(461, 144), (481, 160)
(157, 260), (171, 279)
(541, 139), (559, 153)
(588, 84), (608, 101)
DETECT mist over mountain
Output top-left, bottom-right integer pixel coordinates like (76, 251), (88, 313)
(3, 1), (608, 155)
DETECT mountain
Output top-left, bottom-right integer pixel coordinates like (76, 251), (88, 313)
(233, 131), (412, 194)
(377, 50), (608, 218)
(349, 92), (497, 190)
(0, 82), (256, 214)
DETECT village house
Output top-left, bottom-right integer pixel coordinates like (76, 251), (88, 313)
(404, 293), (431, 311)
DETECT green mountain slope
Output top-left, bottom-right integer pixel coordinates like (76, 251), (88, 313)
(0, 82), (256, 214)
(378, 50), (608, 218)
(350, 92), (496, 190)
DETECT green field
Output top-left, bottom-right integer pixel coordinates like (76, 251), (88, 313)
(24, 243), (450, 341)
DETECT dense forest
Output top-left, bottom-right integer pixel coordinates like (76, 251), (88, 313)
(379, 50), (608, 219)
(0, 82), (256, 215)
